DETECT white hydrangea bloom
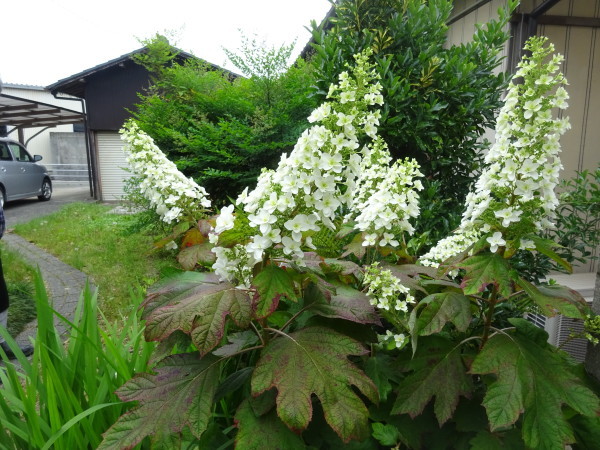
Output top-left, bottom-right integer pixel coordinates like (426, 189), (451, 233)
(420, 37), (570, 268)
(363, 263), (414, 312)
(120, 121), (211, 224)
(211, 51), (422, 286)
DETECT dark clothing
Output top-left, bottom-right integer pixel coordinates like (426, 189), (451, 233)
(0, 259), (8, 313)
(0, 205), (7, 313)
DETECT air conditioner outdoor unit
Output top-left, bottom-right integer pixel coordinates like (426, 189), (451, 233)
(526, 272), (596, 363)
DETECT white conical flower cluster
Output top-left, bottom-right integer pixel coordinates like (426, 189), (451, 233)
(211, 51), (422, 286)
(421, 36), (570, 268)
(120, 121), (211, 224)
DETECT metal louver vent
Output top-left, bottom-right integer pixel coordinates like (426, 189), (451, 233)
(555, 316), (588, 363)
(527, 312), (547, 329)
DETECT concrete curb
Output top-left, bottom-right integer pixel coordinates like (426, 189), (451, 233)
(3, 232), (94, 345)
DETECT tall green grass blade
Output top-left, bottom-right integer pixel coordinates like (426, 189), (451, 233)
(41, 402), (121, 450)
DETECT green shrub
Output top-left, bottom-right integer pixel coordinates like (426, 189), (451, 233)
(133, 35), (318, 206)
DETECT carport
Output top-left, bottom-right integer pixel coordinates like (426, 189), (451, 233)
(0, 91), (95, 197)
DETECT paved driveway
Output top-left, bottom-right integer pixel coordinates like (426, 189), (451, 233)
(4, 180), (94, 227)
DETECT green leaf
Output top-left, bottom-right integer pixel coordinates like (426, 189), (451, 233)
(364, 354), (398, 402)
(392, 336), (473, 425)
(469, 431), (505, 450)
(252, 264), (297, 319)
(212, 330), (259, 357)
(234, 399), (305, 450)
(470, 319), (600, 449)
(177, 242), (216, 270)
(517, 277), (589, 319)
(457, 253), (514, 298)
(310, 282), (382, 325)
(144, 281), (251, 356)
(372, 423), (400, 446)
(214, 367), (253, 402)
(99, 353), (221, 448)
(530, 235), (572, 273)
(252, 326), (378, 442)
(414, 292), (472, 336)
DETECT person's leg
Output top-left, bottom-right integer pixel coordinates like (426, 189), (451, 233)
(0, 255), (33, 358)
(0, 253), (9, 345)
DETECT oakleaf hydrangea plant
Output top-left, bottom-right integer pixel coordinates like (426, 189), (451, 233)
(420, 36), (570, 267)
(121, 120), (211, 225)
(211, 50), (422, 287)
(362, 37), (599, 450)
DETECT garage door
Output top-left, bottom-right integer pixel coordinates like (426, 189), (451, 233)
(96, 132), (131, 201)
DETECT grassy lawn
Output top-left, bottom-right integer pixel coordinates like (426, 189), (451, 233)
(14, 202), (178, 319)
(1, 244), (37, 337)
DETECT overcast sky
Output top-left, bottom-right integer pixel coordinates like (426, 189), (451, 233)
(1, 0), (332, 87)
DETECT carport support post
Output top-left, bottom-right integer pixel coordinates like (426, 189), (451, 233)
(585, 268), (600, 382)
(17, 128), (24, 145)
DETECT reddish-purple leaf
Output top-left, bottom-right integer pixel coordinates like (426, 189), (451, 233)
(177, 243), (215, 270)
(99, 353), (221, 449)
(145, 281), (251, 355)
(517, 277), (589, 319)
(310, 282), (381, 325)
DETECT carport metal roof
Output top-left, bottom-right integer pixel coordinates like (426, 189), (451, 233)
(0, 93), (84, 129)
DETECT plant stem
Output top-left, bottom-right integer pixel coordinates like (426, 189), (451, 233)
(480, 284), (499, 350)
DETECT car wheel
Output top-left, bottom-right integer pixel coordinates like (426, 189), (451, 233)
(38, 179), (52, 201)
(0, 187), (5, 209)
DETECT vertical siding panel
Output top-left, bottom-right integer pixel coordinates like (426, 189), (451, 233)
(583, 29), (600, 272)
(571, 0), (595, 16)
(548, 0), (571, 15)
(562, 27), (593, 180)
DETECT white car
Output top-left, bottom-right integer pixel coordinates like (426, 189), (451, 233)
(0, 137), (52, 207)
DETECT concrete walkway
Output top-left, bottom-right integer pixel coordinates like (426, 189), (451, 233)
(3, 232), (93, 346)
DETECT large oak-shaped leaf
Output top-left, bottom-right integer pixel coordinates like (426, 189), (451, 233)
(251, 326), (378, 442)
(456, 254), (514, 298)
(142, 271), (221, 318)
(392, 336), (473, 425)
(471, 319), (600, 450)
(413, 292), (472, 336)
(144, 279), (251, 356)
(252, 264), (297, 319)
(517, 277), (589, 319)
(234, 399), (305, 449)
(99, 353), (221, 449)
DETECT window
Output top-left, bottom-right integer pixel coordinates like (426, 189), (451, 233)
(0, 143), (12, 161)
(8, 143), (33, 162)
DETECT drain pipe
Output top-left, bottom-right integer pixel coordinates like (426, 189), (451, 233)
(50, 93), (97, 199)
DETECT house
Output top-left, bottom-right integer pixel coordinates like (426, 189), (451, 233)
(46, 47), (233, 201)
